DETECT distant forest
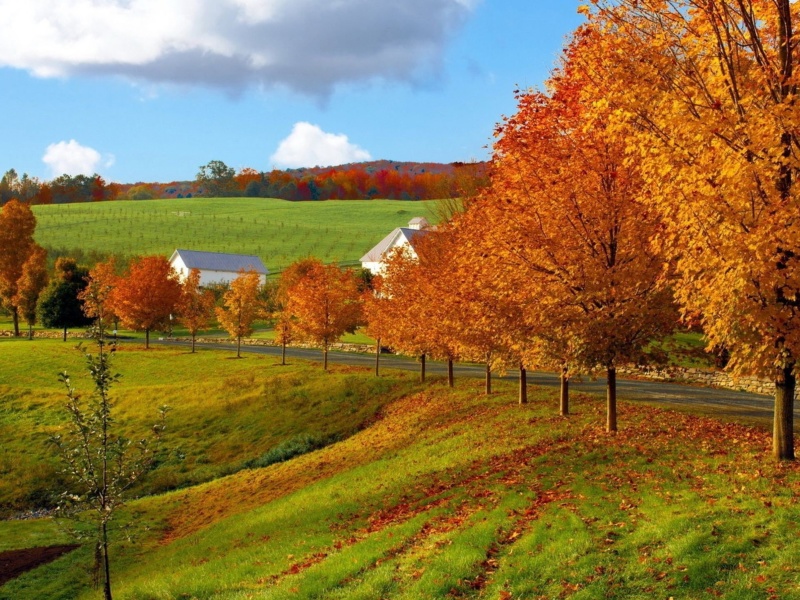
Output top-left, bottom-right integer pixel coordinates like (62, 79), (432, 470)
(0, 160), (488, 205)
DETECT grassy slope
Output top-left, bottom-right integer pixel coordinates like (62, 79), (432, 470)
(31, 198), (439, 272)
(0, 339), (417, 517)
(3, 352), (800, 599)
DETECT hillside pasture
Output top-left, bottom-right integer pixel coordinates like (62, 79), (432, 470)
(0, 339), (418, 519)
(2, 343), (800, 598)
(31, 198), (439, 273)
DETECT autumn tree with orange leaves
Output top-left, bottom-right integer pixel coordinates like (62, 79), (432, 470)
(14, 245), (48, 339)
(283, 259), (362, 371)
(216, 269), (265, 358)
(80, 258), (120, 337)
(580, 0), (800, 458)
(112, 256), (182, 349)
(0, 199), (45, 336)
(470, 35), (676, 431)
(362, 275), (392, 377)
(376, 232), (464, 387)
(445, 211), (536, 399)
(272, 259), (322, 365)
(178, 268), (216, 353)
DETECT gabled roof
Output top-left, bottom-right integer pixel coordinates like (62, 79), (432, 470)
(170, 249), (269, 275)
(360, 227), (429, 263)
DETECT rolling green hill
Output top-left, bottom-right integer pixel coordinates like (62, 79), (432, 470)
(1, 340), (798, 599)
(31, 198), (439, 272)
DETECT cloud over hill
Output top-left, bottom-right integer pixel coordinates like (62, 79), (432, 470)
(270, 123), (371, 168)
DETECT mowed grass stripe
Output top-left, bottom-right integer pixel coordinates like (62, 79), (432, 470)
(31, 198), (439, 271)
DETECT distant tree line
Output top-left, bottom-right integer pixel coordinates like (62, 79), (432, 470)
(0, 160), (488, 206)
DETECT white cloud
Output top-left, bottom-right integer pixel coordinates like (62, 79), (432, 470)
(0, 0), (477, 97)
(42, 140), (111, 176)
(270, 122), (371, 168)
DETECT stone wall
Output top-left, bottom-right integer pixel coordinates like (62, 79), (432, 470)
(0, 330), (92, 340)
(180, 336), (375, 354)
(616, 365), (781, 398)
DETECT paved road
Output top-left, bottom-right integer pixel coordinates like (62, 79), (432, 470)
(149, 338), (788, 424)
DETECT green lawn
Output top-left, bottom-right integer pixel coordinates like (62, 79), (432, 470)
(2, 339), (799, 599)
(32, 197), (439, 272)
(0, 339), (417, 518)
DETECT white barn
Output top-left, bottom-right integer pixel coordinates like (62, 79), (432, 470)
(169, 249), (269, 286)
(360, 217), (431, 275)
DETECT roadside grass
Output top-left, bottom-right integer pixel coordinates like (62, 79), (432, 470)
(31, 197), (439, 272)
(0, 339), (418, 517)
(651, 330), (714, 369)
(3, 364), (800, 599)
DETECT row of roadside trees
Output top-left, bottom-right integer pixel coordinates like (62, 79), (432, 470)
(365, 0), (800, 463)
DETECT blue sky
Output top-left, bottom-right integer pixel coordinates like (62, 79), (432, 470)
(0, 1), (584, 184)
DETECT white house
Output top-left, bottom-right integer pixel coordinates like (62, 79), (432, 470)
(169, 249), (269, 286)
(360, 217), (431, 275)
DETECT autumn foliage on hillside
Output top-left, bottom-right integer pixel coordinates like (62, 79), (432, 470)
(0, 161), (488, 205)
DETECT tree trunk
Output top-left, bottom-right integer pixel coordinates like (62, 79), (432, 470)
(12, 307), (19, 337)
(281, 340), (287, 366)
(774, 360), (796, 460)
(519, 364), (527, 404)
(191, 333), (196, 353)
(447, 358), (454, 388)
(485, 362), (492, 395)
(236, 335), (242, 358)
(375, 338), (381, 377)
(323, 341), (328, 371)
(560, 365), (569, 416)
(28, 323), (33, 340)
(420, 353), (426, 383)
(102, 521), (112, 600)
(607, 366), (617, 432)
(63, 326), (68, 342)
(145, 328), (150, 349)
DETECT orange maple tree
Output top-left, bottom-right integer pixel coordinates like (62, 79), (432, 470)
(177, 268), (216, 353)
(0, 199), (43, 336)
(376, 230), (464, 387)
(13, 245), (48, 339)
(215, 269), (264, 358)
(466, 34), (676, 431)
(111, 256), (182, 349)
(362, 274), (392, 377)
(80, 257), (120, 337)
(283, 259), (362, 370)
(584, 0), (800, 457)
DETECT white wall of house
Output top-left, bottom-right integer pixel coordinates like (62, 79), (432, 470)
(362, 236), (419, 276)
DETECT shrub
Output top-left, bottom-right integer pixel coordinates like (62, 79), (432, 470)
(244, 433), (340, 470)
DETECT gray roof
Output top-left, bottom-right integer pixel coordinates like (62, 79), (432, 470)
(170, 249), (269, 275)
(360, 227), (429, 263)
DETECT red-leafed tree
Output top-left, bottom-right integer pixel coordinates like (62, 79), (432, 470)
(111, 256), (182, 349)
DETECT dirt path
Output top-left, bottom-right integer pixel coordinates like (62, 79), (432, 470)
(0, 545), (79, 586)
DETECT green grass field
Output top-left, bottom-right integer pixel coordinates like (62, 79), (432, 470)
(2, 340), (799, 599)
(31, 198), (439, 273)
(0, 339), (417, 518)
